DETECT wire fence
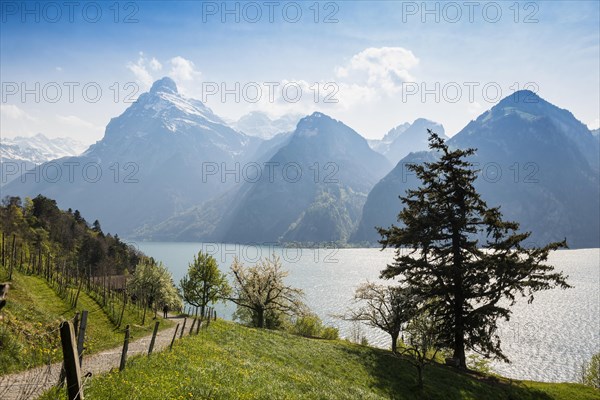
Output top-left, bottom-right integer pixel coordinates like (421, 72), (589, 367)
(0, 318), (66, 400)
(0, 310), (211, 399)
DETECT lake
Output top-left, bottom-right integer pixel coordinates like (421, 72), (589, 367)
(135, 242), (599, 383)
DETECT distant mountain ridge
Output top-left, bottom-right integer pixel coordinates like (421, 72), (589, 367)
(140, 112), (392, 243)
(3, 77), (260, 235)
(368, 119), (446, 163)
(354, 90), (600, 248)
(1, 133), (88, 186)
(3, 81), (597, 248)
(1, 133), (87, 163)
(233, 111), (302, 139)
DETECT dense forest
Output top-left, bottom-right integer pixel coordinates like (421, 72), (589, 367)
(1, 194), (143, 283)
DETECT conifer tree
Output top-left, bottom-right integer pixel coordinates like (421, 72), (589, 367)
(379, 131), (570, 369)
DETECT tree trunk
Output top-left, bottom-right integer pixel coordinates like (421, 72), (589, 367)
(452, 284), (467, 368)
(9, 234), (16, 280)
(257, 307), (265, 328)
(391, 331), (399, 353)
(453, 336), (466, 369)
(416, 365), (424, 388)
(141, 297), (147, 325)
(451, 199), (467, 370)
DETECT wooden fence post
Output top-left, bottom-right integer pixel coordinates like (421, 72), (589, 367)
(189, 318), (196, 335)
(60, 321), (84, 400)
(77, 310), (88, 367)
(117, 290), (127, 328)
(119, 325), (130, 371)
(73, 312), (80, 336)
(73, 279), (83, 308)
(179, 317), (187, 339)
(148, 321), (160, 355)
(170, 323), (180, 351)
(8, 234), (15, 280)
(58, 312), (80, 387)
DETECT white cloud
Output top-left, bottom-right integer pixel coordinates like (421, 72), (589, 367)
(126, 54), (201, 94)
(149, 57), (162, 71)
(0, 104), (35, 120)
(169, 56), (201, 82)
(243, 47), (418, 117)
(244, 79), (332, 118)
(126, 54), (155, 89)
(335, 47), (419, 95)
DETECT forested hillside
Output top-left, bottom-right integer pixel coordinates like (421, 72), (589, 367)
(1, 195), (143, 281)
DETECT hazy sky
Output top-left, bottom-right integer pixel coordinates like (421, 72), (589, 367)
(1, 1), (599, 144)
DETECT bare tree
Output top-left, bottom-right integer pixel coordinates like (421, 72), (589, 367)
(396, 311), (444, 389)
(348, 282), (415, 353)
(229, 255), (305, 328)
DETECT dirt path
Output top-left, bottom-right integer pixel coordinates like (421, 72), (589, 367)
(0, 316), (186, 400)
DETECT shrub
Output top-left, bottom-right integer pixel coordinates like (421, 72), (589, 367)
(467, 354), (492, 375)
(233, 306), (289, 330)
(293, 314), (323, 338)
(291, 313), (339, 340)
(579, 352), (600, 389)
(321, 327), (339, 340)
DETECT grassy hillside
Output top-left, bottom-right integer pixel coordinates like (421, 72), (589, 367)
(0, 270), (173, 375)
(43, 320), (599, 400)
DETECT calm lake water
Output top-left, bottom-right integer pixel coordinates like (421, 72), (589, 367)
(135, 242), (599, 383)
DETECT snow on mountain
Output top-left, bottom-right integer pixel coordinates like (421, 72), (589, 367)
(4, 77), (262, 235)
(1, 133), (88, 164)
(143, 77), (225, 125)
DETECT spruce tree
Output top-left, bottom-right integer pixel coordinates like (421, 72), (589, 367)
(378, 130), (570, 369)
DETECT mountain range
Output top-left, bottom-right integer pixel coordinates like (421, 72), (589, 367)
(140, 112), (391, 243)
(354, 91), (600, 248)
(3, 78), (599, 248)
(1, 133), (87, 185)
(3, 77), (260, 233)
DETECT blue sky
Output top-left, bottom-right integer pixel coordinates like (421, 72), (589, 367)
(1, 1), (599, 144)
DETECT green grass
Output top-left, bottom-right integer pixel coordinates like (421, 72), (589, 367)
(42, 320), (600, 400)
(0, 269), (173, 375)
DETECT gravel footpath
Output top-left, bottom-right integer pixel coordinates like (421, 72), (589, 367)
(0, 317), (186, 400)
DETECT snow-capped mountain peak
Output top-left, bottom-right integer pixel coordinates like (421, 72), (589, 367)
(140, 79), (223, 125)
(1, 133), (87, 165)
(97, 77), (235, 148)
(149, 76), (178, 95)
